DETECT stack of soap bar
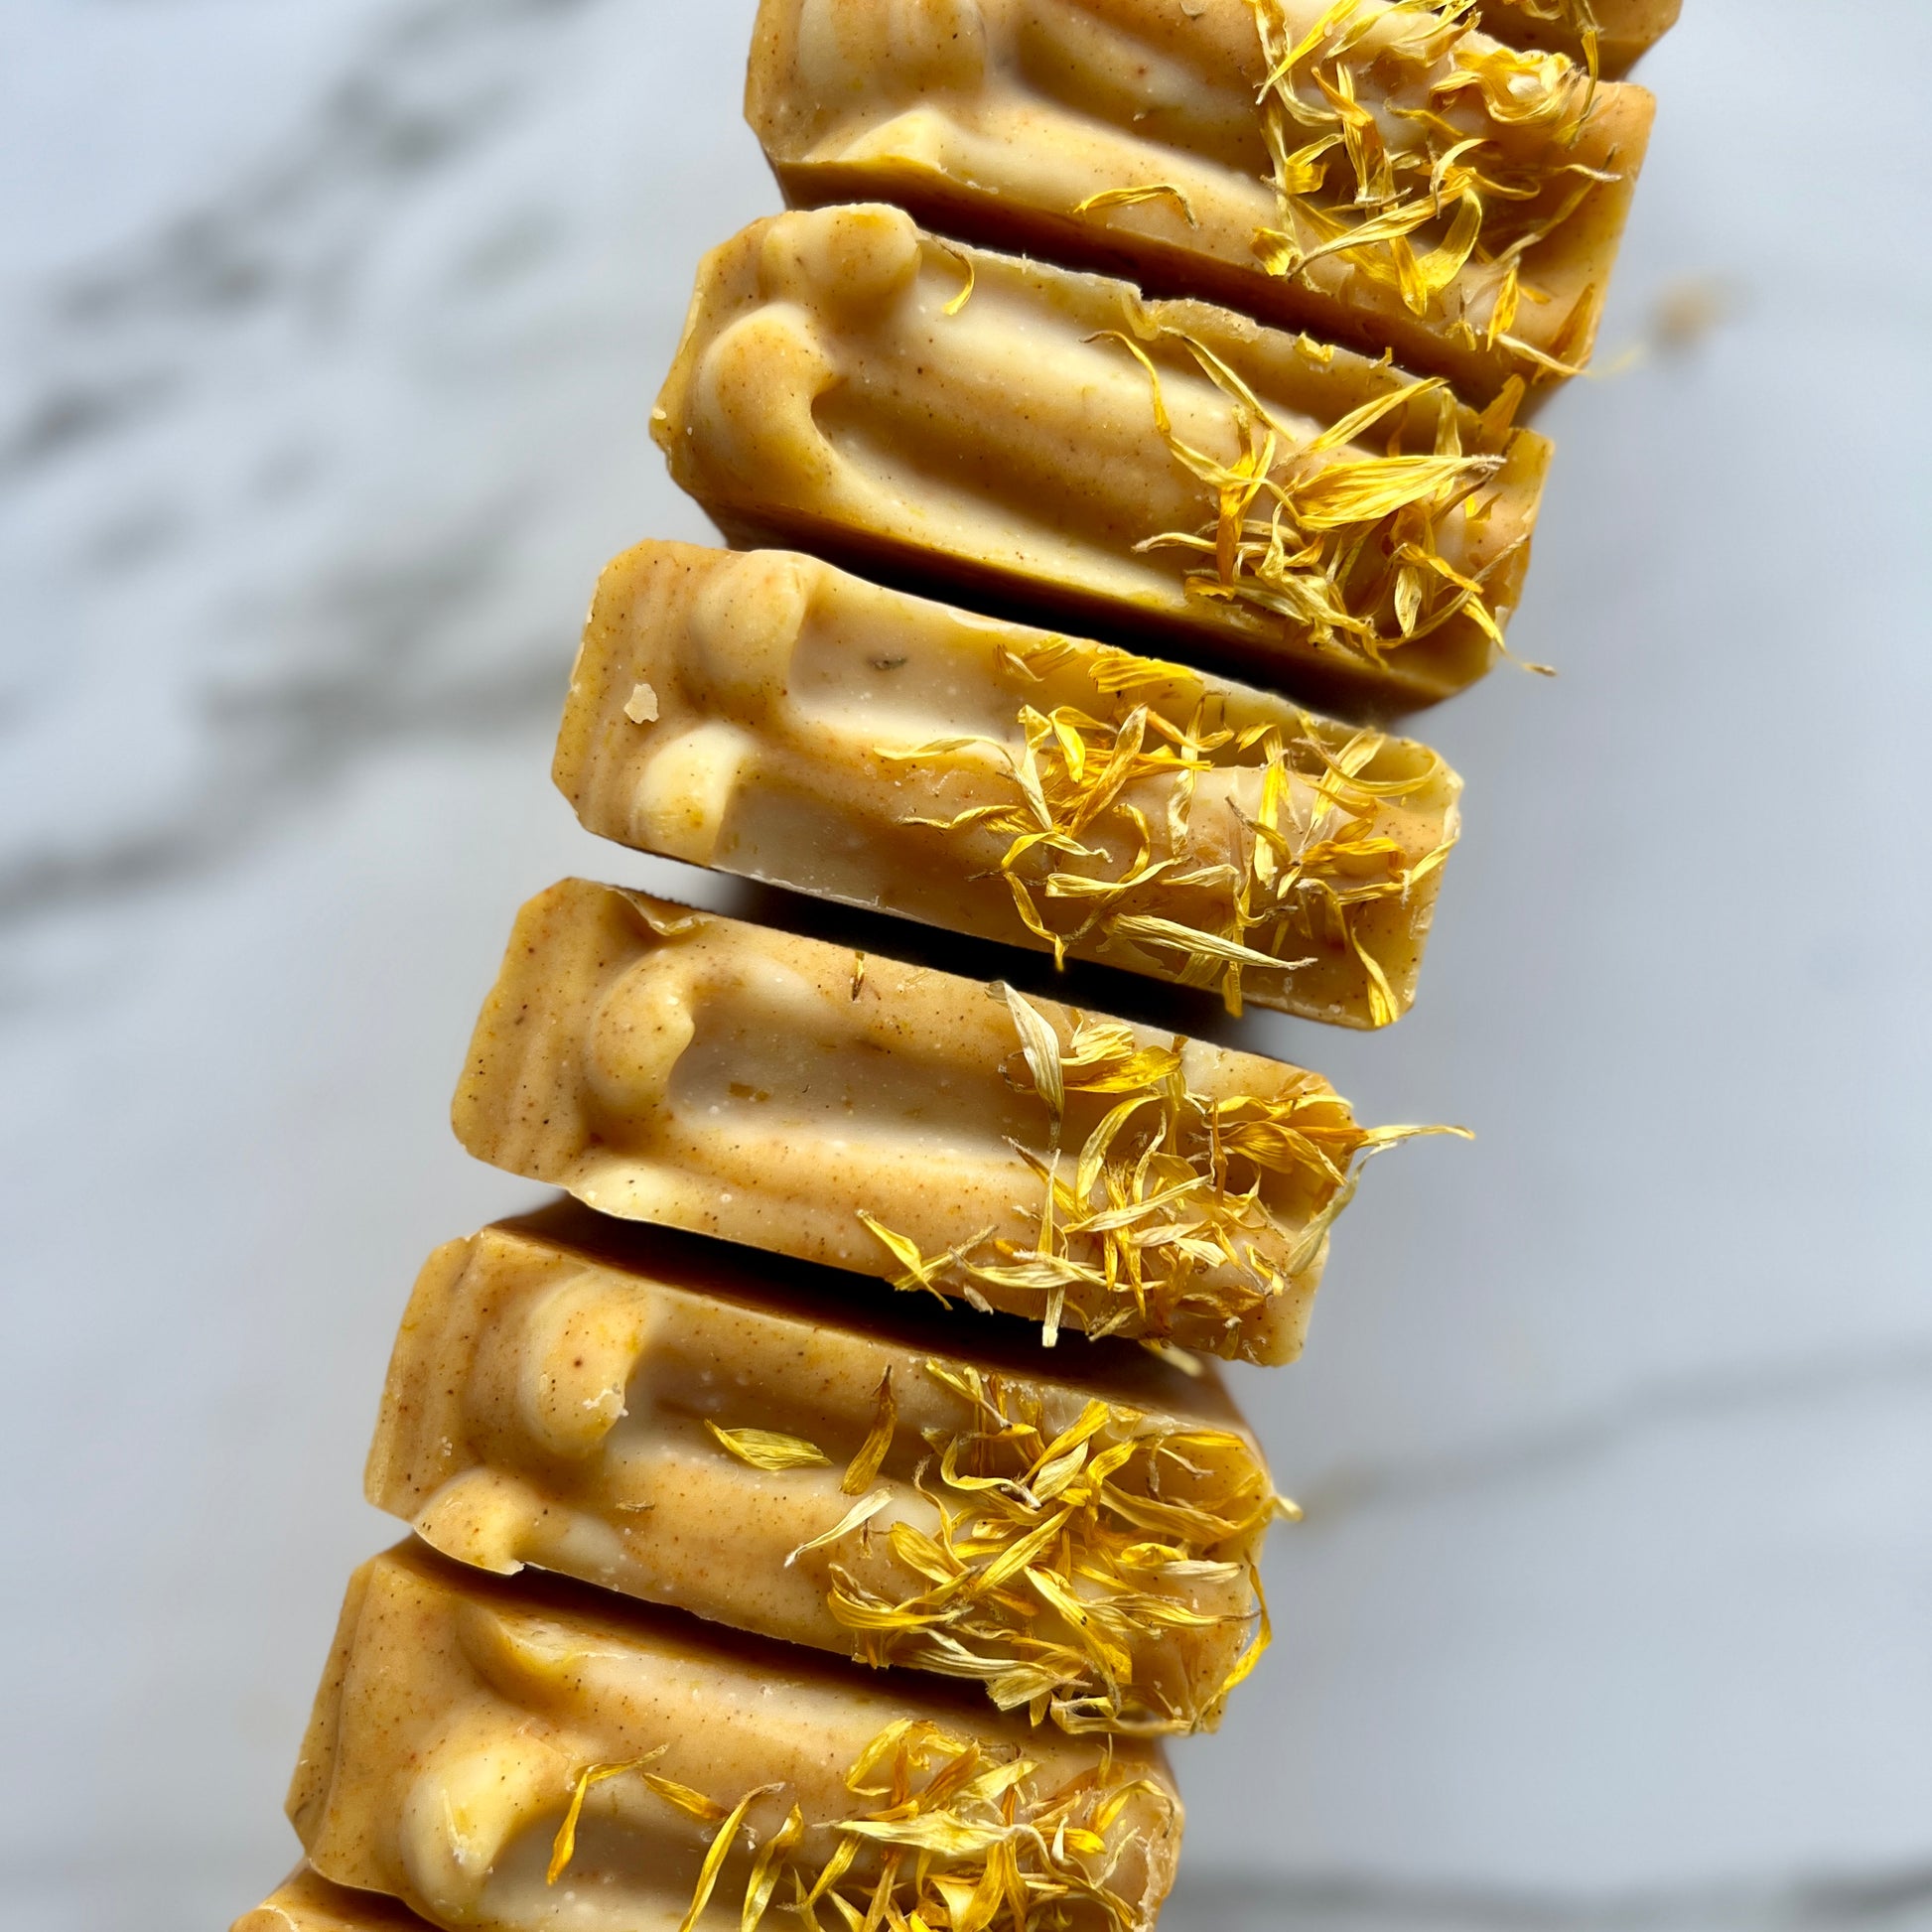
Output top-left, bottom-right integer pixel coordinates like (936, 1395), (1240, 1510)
(288, 1542), (1183, 1932)
(748, 0), (1655, 400)
(452, 879), (1449, 1362)
(369, 1202), (1281, 1734)
(233, 0), (1674, 1912)
(557, 541), (1461, 1027)
(653, 203), (1552, 712)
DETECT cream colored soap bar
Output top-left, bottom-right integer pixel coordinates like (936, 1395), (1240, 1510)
(289, 1542), (1183, 1932)
(558, 541), (1461, 1029)
(369, 1202), (1283, 1735)
(748, 0), (1654, 403)
(653, 205), (1551, 714)
(236, 1869), (432, 1932)
(453, 882), (1451, 1363)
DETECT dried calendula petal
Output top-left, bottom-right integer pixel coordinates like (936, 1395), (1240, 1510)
(673, 1782), (785, 1932)
(555, 542), (1463, 1029)
(785, 1488), (895, 1567)
(1073, 183), (1200, 227)
(1098, 324), (1518, 676)
(287, 1543), (1183, 1932)
(1244, 0), (1620, 377)
(548, 1750), (668, 1884)
(840, 1370), (897, 1497)
(741, 1803), (805, 1932)
(706, 1423), (832, 1471)
(366, 1203), (1286, 1732)
(452, 882), (1460, 1360)
(858, 995), (1469, 1353)
(1001, 986), (1067, 1125)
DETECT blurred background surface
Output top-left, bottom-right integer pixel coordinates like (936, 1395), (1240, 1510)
(2, 1), (1929, 1927)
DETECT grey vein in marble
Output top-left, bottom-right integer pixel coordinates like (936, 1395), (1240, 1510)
(0, 0), (641, 944)
(0, 513), (562, 926)
(5, 0), (607, 475)
(1288, 1341), (1932, 1521)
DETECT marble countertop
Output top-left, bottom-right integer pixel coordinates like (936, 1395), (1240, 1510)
(2, 1), (1929, 1927)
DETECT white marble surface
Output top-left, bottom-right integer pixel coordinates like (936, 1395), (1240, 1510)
(2, 2), (1929, 1927)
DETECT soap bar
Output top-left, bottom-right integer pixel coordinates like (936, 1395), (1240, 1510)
(368, 1201), (1284, 1735)
(452, 881), (1452, 1363)
(748, 0), (1654, 403)
(289, 1541), (1183, 1932)
(558, 541), (1461, 1029)
(1477, 0), (1679, 73)
(652, 205), (1552, 713)
(235, 1869), (432, 1932)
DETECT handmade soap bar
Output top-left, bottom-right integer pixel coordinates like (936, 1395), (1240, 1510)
(1477, 0), (1679, 72)
(748, 0), (1654, 402)
(653, 205), (1552, 713)
(369, 1201), (1284, 1735)
(452, 882), (1454, 1363)
(289, 1542), (1183, 1932)
(558, 542), (1460, 1029)
(236, 1869), (432, 1932)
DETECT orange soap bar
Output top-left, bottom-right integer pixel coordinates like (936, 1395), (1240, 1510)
(654, 205), (1551, 714)
(749, 0), (1654, 401)
(558, 540), (1461, 1029)
(369, 1202), (1283, 1734)
(453, 882), (1458, 1363)
(288, 1542), (1184, 1932)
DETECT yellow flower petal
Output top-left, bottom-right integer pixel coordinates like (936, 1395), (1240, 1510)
(706, 1422), (833, 1472)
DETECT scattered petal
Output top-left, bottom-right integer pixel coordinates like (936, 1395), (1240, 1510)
(707, 1422), (833, 1472)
